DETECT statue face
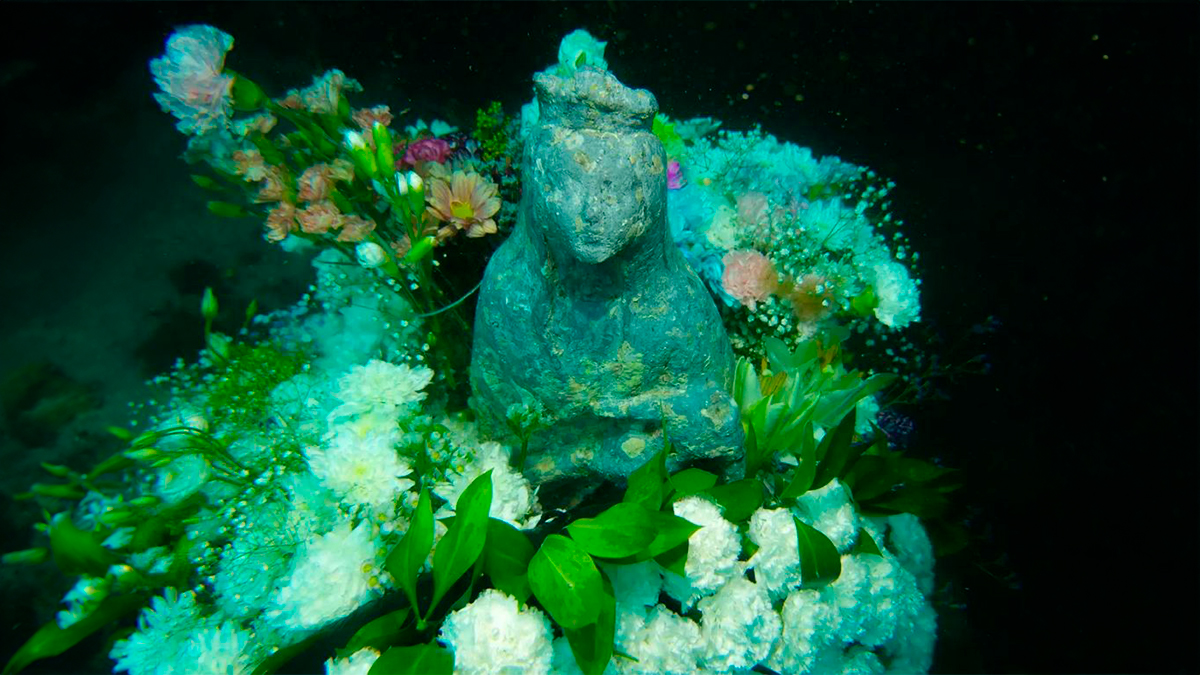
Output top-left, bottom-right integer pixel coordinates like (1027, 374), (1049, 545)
(529, 128), (665, 264)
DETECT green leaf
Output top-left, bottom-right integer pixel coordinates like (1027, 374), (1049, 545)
(484, 518), (535, 603)
(623, 442), (668, 511)
(4, 593), (144, 675)
(700, 478), (765, 523)
(385, 488), (434, 617)
(563, 572), (616, 675)
(370, 643), (454, 675)
(794, 516), (841, 588)
(206, 201), (251, 218)
(338, 608), (412, 658)
(528, 534), (604, 630)
(189, 174), (225, 191)
(567, 502), (657, 559)
(780, 422), (817, 500)
(732, 358), (762, 412)
(851, 529), (883, 557)
(669, 468), (718, 498)
(48, 513), (113, 576)
(431, 471), (493, 613)
(811, 408), (862, 491)
(654, 540), (689, 577)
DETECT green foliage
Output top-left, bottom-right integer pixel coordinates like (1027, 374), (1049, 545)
(482, 518), (535, 603)
(337, 608), (413, 659)
(652, 114), (686, 158)
(370, 643), (454, 675)
(204, 341), (308, 430)
(4, 593), (145, 675)
(385, 488), (434, 617)
(622, 440), (669, 511)
(528, 534), (604, 630)
(474, 101), (514, 162)
(794, 516), (841, 588)
(562, 572), (616, 675)
(430, 471), (493, 617)
(842, 441), (963, 518)
(567, 502), (658, 560)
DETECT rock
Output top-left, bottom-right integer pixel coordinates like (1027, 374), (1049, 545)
(470, 67), (743, 485)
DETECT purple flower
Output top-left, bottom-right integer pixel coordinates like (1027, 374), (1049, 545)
(667, 159), (685, 190)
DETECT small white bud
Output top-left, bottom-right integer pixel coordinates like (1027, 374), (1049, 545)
(356, 242), (388, 269)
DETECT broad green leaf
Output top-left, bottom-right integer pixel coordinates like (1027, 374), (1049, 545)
(811, 408), (860, 491)
(624, 442), (668, 511)
(431, 471), (493, 613)
(609, 511), (700, 566)
(732, 358), (762, 412)
(338, 608), (412, 658)
(528, 534), (604, 630)
(654, 540), (689, 577)
(567, 502), (656, 559)
(48, 513), (113, 576)
(794, 516), (841, 588)
(780, 422), (817, 500)
(370, 643), (454, 675)
(385, 488), (433, 617)
(564, 572), (616, 675)
(484, 518), (535, 603)
(669, 468), (718, 498)
(843, 454), (902, 503)
(743, 423), (769, 478)
(851, 529), (883, 557)
(4, 593), (143, 675)
(190, 174), (225, 191)
(811, 373), (896, 429)
(206, 201), (251, 218)
(700, 478), (765, 523)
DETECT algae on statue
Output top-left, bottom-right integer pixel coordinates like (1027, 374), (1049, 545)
(470, 66), (743, 484)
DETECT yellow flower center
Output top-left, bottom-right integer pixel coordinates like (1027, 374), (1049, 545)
(450, 199), (475, 220)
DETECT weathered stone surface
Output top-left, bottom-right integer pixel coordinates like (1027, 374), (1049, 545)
(470, 67), (743, 484)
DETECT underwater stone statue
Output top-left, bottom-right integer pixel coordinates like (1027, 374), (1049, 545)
(470, 67), (743, 485)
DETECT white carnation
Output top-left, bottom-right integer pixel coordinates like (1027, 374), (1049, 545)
(793, 479), (860, 552)
(329, 359), (433, 423)
(439, 589), (553, 675)
(620, 604), (703, 674)
(886, 513), (936, 596)
(154, 454), (211, 505)
(746, 507), (801, 601)
(435, 441), (541, 529)
(872, 260), (920, 328)
(325, 647), (381, 675)
(697, 577), (780, 674)
(183, 621), (255, 674)
(111, 589), (210, 675)
(307, 424), (413, 516)
(266, 521), (384, 633)
(662, 497), (742, 610)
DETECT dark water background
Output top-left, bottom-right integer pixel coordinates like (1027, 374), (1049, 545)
(0, 2), (1195, 673)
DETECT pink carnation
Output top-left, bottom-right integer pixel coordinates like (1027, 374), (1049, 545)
(149, 25), (235, 136)
(721, 250), (778, 311)
(296, 164), (333, 203)
(667, 160), (685, 190)
(403, 138), (452, 166)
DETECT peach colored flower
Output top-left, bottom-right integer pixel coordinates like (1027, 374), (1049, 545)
(737, 192), (770, 230)
(233, 149), (268, 182)
(721, 250), (778, 311)
(264, 203), (297, 242)
(426, 171), (501, 238)
(353, 105), (393, 131)
(297, 201), (342, 235)
(785, 274), (835, 323)
(337, 215), (376, 243)
(328, 159), (355, 183)
(255, 166), (290, 203)
(297, 165), (332, 203)
(286, 69), (363, 116)
(232, 112), (277, 137)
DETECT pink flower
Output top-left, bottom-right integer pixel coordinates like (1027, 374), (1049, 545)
(296, 165), (332, 203)
(721, 250), (778, 311)
(297, 201), (342, 235)
(254, 166), (290, 203)
(667, 160), (685, 190)
(150, 25), (235, 136)
(353, 106), (394, 131)
(736, 192), (769, 230)
(337, 215), (376, 243)
(264, 203), (297, 242)
(283, 69), (363, 116)
(232, 149), (268, 182)
(403, 138), (453, 166)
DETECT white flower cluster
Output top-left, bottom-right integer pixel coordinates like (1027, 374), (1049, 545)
(306, 424), (414, 516)
(111, 588), (255, 675)
(434, 440), (542, 529)
(440, 589), (554, 675)
(661, 496), (743, 610)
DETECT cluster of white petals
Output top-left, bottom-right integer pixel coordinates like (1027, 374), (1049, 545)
(662, 496), (742, 609)
(266, 521), (384, 633)
(149, 25), (235, 135)
(440, 590), (554, 675)
(435, 441), (541, 529)
(306, 424), (413, 515)
(328, 359), (433, 426)
(697, 577), (781, 673)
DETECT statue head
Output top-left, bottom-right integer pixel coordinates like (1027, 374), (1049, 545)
(525, 69), (667, 265)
